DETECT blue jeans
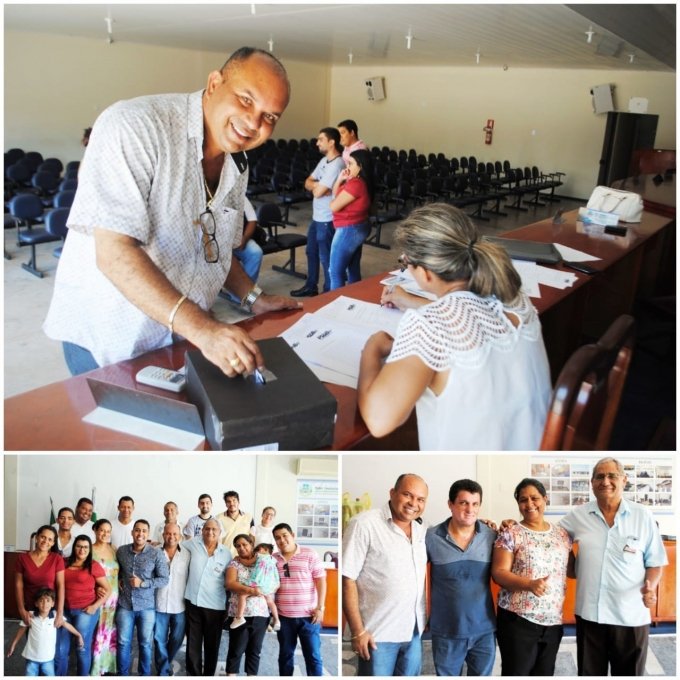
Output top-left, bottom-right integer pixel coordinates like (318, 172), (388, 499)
(153, 611), (186, 676)
(305, 219), (335, 291)
(329, 222), (370, 290)
(116, 607), (155, 676)
(62, 341), (99, 376)
(277, 616), (323, 676)
(431, 632), (496, 676)
(25, 659), (55, 676)
(357, 627), (422, 676)
(55, 607), (100, 675)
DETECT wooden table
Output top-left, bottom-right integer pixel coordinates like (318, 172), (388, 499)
(5, 209), (672, 451)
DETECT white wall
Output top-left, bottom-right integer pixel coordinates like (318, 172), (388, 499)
(343, 453), (677, 536)
(3, 31), (330, 165)
(330, 65), (676, 199)
(5, 30), (675, 202)
(5, 454), (338, 556)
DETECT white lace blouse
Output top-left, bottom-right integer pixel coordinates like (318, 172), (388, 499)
(386, 290), (551, 450)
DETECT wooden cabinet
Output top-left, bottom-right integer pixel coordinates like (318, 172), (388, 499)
(322, 567), (338, 628)
(655, 540), (676, 622)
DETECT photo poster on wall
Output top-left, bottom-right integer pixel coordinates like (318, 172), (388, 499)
(530, 455), (674, 514)
(296, 478), (339, 545)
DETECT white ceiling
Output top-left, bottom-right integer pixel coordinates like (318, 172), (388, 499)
(4, 3), (675, 72)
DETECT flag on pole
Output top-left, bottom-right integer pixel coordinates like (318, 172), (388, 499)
(49, 496), (56, 525)
(91, 487), (97, 523)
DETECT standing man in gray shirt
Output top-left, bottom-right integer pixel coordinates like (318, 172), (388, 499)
(116, 520), (169, 676)
(290, 127), (345, 297)
(342, 473), (428, 676)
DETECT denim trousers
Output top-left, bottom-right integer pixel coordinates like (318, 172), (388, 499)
(357, 628), (422, 676)
(329, 222), (370, 290)
(116, 607), (155, 676)
(153, 611), (186, 676)
(25, 659), (56, 676)
(305, 219), (335, 291)
(55, 607), (100, 675)
(431, 631), (496, 676)
(277, 616), (323, 676)
(226, 240), (265, 303)
(62, 341), (99, 376)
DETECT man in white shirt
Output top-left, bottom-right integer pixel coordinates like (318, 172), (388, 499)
(73, 497), (96, 541)
(110, 496), (135, 549)
(343, 473), (429, 676)
(153, 523), (190, 676)
(151, 501), (181, 546)
(183, 494), (214, 539)
(44, 47), (299, 377)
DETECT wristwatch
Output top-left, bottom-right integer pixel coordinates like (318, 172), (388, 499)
(242, 285), (263, 312)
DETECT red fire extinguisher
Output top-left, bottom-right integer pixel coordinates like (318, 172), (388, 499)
(483, 119), (494, 145)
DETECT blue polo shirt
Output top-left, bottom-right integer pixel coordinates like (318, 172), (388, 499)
(426, 518), (496, 638)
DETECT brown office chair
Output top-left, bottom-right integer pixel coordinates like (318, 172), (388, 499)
(540, 314), (635, 451)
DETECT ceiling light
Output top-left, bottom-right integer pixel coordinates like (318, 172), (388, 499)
(267, 36), (274, 52)
(348, 50), (353, 65)
(585, 26), (595, 44)
(250, 4), (256, 15)
(406, 28), (413, 50)
(628, 53), (635, 64)
(475, 49), (481, 65)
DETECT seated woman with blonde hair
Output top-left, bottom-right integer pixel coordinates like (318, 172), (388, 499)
(358, 202), (551, 450)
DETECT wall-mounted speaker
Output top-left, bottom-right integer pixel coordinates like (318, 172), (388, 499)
(590, 83), (615, 114)
(365, 77), (385, 102)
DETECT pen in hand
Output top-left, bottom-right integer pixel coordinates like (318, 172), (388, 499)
(380, 285), (394, 308)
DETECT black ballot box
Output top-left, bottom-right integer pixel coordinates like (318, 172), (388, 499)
(185, 337), (337, 450)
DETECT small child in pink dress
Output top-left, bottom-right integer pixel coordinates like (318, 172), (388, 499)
(230, 543), (281, 631)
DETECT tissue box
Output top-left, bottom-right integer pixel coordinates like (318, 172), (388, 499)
(185, 337), (337, 450)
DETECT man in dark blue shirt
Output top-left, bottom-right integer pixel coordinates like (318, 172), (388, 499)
(425, 479), (497, 675)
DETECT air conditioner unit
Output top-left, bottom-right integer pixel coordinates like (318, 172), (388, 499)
(365, 77), (385, 102)
(296, 457), (336, 476)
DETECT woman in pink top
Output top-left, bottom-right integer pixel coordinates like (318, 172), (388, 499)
(54, 534), (110, 675)
(329, 149), (374, 290)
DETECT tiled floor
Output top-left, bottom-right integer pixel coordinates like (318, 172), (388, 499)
(4, 193), (580, 399)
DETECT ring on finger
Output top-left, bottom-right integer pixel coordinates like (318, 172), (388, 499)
(229, 357), (241, 368)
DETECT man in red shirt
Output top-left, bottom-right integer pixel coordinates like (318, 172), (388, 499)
(273, 523), (327, 676)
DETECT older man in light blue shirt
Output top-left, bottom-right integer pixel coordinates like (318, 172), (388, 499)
(560, 457), (667, 676)
(183, 518), (231, 676)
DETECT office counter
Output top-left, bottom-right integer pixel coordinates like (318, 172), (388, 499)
(5, 209), (672, 451)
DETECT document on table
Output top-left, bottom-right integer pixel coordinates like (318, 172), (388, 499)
(511, 260), (541, 298)
(280, 297), (404, 389)
(554, 243), (602, 262)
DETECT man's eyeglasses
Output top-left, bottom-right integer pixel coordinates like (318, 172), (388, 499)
(283, 563), (290, 578)
(199, 208), (219, 263)
(593, 473), (623, 481)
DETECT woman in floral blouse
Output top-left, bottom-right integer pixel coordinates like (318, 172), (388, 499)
(491, 478), (573, 676)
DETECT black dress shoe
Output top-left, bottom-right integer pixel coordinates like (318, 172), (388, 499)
(290, 286), (318, 297)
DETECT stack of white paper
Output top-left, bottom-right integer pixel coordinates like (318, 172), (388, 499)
(280, 296), (404, 388)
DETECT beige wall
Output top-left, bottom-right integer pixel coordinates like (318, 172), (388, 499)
(5, 30), (675, 200)
(4, 31), (329, 165)
(330, 65), (676, 198)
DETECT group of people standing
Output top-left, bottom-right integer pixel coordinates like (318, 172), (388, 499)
(12, 492), (328, 677)
(343, 458), (667, 677)
(290, 119), (373, 298)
